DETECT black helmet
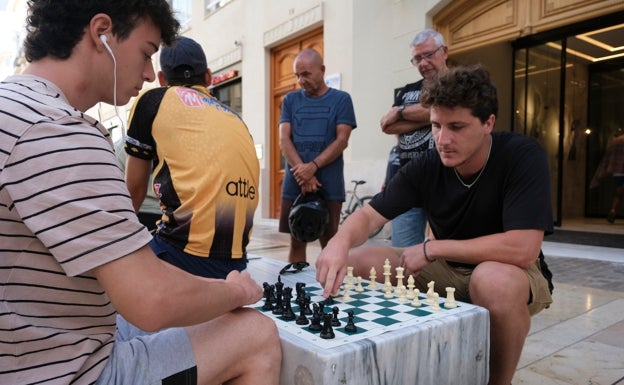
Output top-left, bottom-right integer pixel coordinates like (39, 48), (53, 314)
(288, 191), (329, 242)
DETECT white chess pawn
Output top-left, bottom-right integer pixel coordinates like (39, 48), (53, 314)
(411, 289), (421, 307)
(430, 292), (440, 311)
(355, 276), (364, 292)
(346, 266), (355, 288)
(398, 287), (408, 302)
(368, 267), (378, 290)
(383, 281), (393, 297)
(445, 287), (457, 308)
(343, 284), (351, 301)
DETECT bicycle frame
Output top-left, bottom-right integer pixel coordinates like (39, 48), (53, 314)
(339, 180), (384, 239)
(340, 180), (365, 224)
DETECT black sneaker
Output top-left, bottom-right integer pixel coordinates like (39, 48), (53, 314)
(607, 211), (616, 224)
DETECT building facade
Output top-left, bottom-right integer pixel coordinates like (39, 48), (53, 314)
(98, 0), (624, 229)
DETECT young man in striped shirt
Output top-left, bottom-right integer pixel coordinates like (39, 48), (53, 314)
(0, 1), (281, 384)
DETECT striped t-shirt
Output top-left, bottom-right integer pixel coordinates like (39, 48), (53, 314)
(0, 75), (153, 384)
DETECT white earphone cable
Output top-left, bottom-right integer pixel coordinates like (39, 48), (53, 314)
(101, 36), (126, 139)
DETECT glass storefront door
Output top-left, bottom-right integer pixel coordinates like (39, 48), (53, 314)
(586, 60), (624, 218)
(513, 43), (563, 224)
(513, 15), (624, 226)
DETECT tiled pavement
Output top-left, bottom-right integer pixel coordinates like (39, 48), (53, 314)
(545, 256), (624, 293)
(248, 218), (624, 385)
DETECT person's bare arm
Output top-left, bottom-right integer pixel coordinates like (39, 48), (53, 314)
(316, 205), (388, 297)
(279, 121), (304, 169)
(401, 229), (545, 275)
(125, 155), (152, 212)
(279, 121), (320, 189)
(290, 123), (353, 183)
(92, 245), (263, 332)
(380, 103), (432, 135)
(314, 123), (352, 167)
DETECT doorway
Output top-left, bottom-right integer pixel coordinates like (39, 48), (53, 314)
(268, 28), (323, 218)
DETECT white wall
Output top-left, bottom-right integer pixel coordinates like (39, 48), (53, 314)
(95, 0), (452, 218)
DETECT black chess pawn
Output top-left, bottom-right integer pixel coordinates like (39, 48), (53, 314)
(319, 313), (335, 339)
(296, 304), (309, 325)
(282, 287), (296, 320)
(308, 303), (322, 332)
(303, 294), (312, 315)
(324, 295), (334, 305)
(318, 301), (326, 315)
(344, 310), (357, 333)
(331, 306), (341, 327)
(295, 282), (306, 303)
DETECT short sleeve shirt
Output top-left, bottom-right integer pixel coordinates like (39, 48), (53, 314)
(0, 74), (152, 384)
(371, 131), (554, 241)
(393, 80), (435, 166)
(279, 88), (357, 201)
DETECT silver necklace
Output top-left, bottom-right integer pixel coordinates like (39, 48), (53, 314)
(454, 138), (492, 189)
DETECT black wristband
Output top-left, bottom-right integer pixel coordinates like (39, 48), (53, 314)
(311, 160), (320, 170)
(423, 238), (435, 263)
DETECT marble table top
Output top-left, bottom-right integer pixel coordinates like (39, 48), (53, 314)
(246, 256), (490, 385)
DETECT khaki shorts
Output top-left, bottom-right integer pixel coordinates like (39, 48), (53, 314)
(393, 248), (552, 316)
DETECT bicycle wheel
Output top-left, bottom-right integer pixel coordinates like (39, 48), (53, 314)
(356, 196), (384, 238)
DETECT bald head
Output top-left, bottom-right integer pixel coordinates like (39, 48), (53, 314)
(293, 48), (328, 97)
(295, 48), (324, 67)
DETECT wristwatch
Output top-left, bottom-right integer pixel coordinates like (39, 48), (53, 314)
(397, 104), (405, 121)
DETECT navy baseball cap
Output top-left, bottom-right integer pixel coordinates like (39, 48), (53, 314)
(160, 36), (207, 80)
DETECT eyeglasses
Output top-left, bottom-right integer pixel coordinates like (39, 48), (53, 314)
(410, 46), (444, 65)
(279, 261), (310, 275)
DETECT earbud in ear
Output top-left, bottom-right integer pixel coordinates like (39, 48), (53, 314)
(100, 34), (115, 61)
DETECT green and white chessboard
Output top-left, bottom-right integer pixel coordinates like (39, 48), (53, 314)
(253, 281), (471, 349)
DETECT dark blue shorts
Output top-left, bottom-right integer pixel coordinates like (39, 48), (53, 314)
(150, 234), (247, 279)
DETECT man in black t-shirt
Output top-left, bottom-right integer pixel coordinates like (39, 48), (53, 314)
(317, 65), (554, 385)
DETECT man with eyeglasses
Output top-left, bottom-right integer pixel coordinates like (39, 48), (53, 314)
(380, 28), (449, 248)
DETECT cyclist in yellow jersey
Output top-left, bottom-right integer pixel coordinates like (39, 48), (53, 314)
(125, 37), (259, 278)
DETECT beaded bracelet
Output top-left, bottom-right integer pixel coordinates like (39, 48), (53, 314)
(423, 238), (435, 263)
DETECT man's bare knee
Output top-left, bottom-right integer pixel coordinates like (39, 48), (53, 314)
(470, 262), (529, 310)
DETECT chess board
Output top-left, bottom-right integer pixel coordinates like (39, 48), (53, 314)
(253, 281), (471, 349)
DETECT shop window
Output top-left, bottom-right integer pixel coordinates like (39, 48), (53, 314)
(513, 12), (624, 223)
(212, 79), (242, 115)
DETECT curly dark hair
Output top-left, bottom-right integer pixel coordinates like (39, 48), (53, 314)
(24, 0), (180, 61)
(419, 64), (498, 124)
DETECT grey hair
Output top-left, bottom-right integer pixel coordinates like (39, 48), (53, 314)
(410, 29), (446, 48)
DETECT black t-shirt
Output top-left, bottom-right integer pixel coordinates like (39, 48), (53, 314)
(393, 80), (435, 166)
(371, 131), (554, 288)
